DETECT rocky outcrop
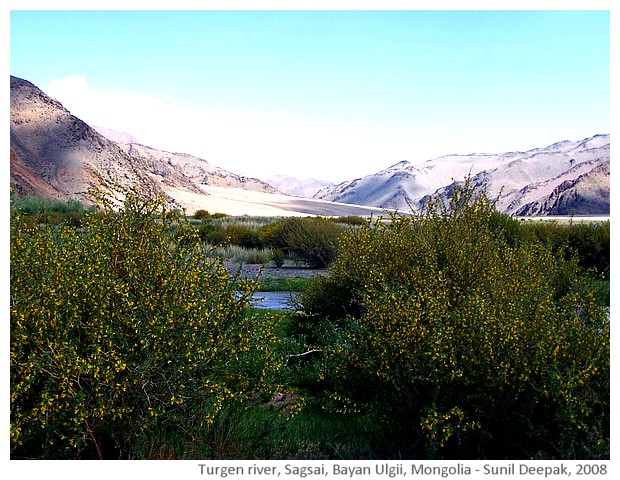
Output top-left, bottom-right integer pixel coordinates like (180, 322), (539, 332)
(10, 75), (279, 209)
(515, 159), (610, 216)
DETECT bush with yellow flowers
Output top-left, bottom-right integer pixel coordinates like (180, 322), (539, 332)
(301, 180), (609, 459)
(10, 192), (279, 459)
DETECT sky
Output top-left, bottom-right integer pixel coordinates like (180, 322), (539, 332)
(8, 5), (611, 183)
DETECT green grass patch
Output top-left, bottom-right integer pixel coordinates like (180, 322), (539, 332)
(258, 277), (314, 292)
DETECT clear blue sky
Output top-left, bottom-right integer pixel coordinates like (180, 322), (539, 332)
(9, 9), (610, 182)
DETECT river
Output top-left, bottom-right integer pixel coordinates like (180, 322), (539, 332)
(250, 292), (300, 310)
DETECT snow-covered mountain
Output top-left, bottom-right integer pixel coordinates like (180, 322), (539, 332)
(315, 135), (610, 215)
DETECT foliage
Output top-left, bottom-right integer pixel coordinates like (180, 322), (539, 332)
(207, 244), (274, 265)
(259, 217), (342, 268)
(333, 215), (368, 226)
(11, 186), (609, 460)
(269, 248), (286, 267)
(197, 222), (228, 245)
(297, 180), (609, 459)
(562, 221), (610, 274)
(11, 194), (91, 215)
(224, 224), (262, 249)
(517, 219), (610, 274)
(10, 194), (95, 227)
(10, 192), (281, 459)
(488, 214), (609, 306)
(258, 276), (314, 293)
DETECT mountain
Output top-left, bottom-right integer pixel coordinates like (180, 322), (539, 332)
(315, 135), (610, 216)
(265, 174), (334, 198)
(514, 159), (610, 216)
(10, 76), (275, 206)
(10, 76), (160, 203)
(120, 143), (279, 194)
(9, 75), (388, 217)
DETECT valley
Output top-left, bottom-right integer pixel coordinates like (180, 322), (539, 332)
(10, 75), (609, 218)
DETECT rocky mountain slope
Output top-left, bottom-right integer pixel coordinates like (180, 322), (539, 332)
(315, 135), (610, 216)
(514, 159), (610, 216)
(10, 75), (278, 210)
(120, 143), (279, 195)
(9, 75), (389, 217)
(10, 76), (158, 203)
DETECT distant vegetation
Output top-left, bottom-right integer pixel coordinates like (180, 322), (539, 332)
(10, 186), (609, 459)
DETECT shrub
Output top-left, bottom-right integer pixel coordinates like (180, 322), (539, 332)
(197, 222), (228, 245)
(520, 220), (610, 274)
(333, 215), (367, 226)
(303, 180), (609, 459)
(193, 210), (229, 221)
(564, 221), (610, 274)
(11, 194), (90, 216)
(10, 192), (280, 459)
(257, 220), (288, 250)
(193, 209), (211, 220)
(283, 217), (342, 268)
(224, 224), (262, 249)
(210, 244), (274, 265)
(258, 217), (342, 268)
(269, 248), (286, 267)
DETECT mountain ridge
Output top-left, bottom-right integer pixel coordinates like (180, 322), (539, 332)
(315, 134), (610, 215)
(265, 174), (334, 198)
(10, 75), (609, 217)
(9, 75), (389, 217)
(10, 75), (278, 210)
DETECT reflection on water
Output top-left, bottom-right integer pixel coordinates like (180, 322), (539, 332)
(250, 292), (300, 310)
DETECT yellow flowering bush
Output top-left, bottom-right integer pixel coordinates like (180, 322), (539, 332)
(305, 181), (609, 459)
(10, 193), (279, 458)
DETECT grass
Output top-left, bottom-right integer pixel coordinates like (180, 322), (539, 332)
(258, 277), (315, 292)
(208, 400), (387, 459)
(208, 244), (275, 264)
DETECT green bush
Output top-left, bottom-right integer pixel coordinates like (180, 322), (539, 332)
(284, 217), (342, 268)
(333, 215), (368, 226)
(564, 221), (610, 274)
(11, 194), (89, 215)
(10, 194), (95, 227)
(257, 220), (287, 250)
(225, 224), (262, 249)
(197, 222), (228, 245)
(269, 248), (286, 267)
(10, 193), (280, 459)
(193, 209), (211, 220)
(520, 220), (610, 274)
(259, 217), (342, 268)
(301, 180), (609, 459)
